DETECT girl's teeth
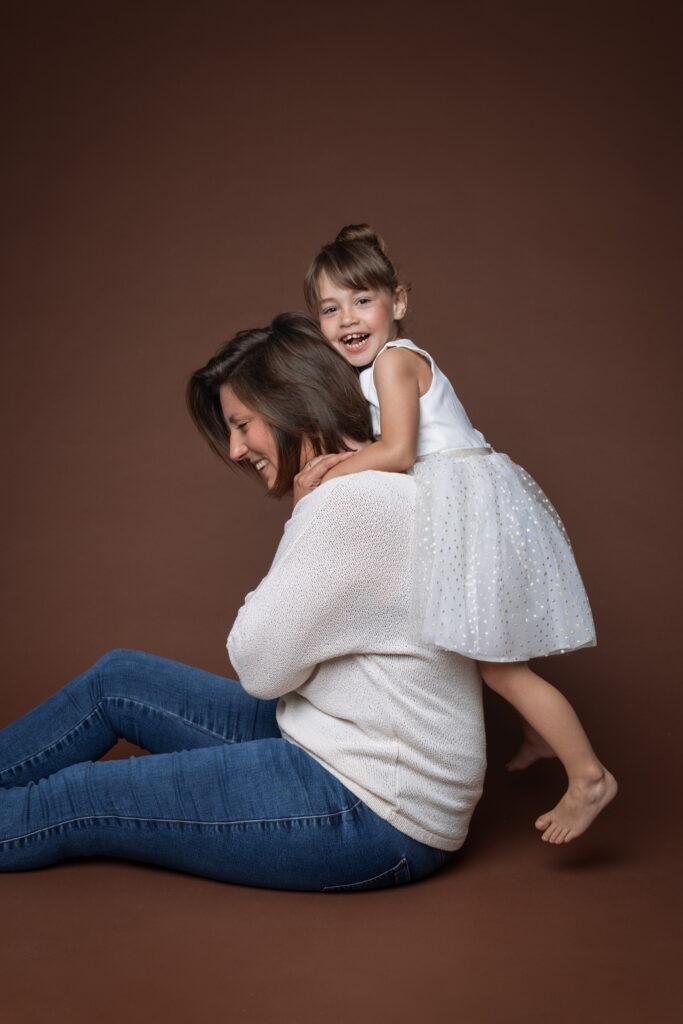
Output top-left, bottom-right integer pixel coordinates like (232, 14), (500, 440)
(343, 333), (369, 349)
(255, 459), (267, 471)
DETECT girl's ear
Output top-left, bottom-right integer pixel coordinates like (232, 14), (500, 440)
(393, 286), (408, 322)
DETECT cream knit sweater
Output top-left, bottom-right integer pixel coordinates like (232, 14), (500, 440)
(227, 471), (486, 851)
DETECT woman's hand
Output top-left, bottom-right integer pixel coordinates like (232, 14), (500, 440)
(292, 451), (356, 506)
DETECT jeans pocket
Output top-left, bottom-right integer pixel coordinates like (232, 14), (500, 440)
(322, 856), (411, 893)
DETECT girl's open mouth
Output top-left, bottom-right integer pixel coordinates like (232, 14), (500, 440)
(341, 333), (370, 353)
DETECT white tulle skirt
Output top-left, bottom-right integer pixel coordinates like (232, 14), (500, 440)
(411, 448), (596, 661)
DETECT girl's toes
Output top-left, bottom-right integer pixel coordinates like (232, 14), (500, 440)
(549, 823), (564, 843)
(536, 814), (550, 831)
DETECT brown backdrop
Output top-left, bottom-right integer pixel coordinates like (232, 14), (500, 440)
(1, 2), (680, 1022)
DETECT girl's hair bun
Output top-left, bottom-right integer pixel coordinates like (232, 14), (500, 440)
(303, 223), (407, 323)
(334, 223), (387, 254)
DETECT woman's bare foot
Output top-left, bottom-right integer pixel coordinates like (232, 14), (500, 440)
(535, 767), (618, 843)
(506, 726), (556, 771)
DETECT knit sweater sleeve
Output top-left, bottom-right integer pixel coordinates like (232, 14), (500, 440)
(226, 474), (404, 700)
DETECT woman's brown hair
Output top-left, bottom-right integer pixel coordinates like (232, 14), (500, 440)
(303, 223), (408, 331)
(187, 311), (374, 498)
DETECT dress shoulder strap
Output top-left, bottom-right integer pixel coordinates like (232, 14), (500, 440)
(375, 338), (435, 373)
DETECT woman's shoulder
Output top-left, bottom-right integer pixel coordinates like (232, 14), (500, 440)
(295, 471), (416, 525)
(274, 473), (415, 570)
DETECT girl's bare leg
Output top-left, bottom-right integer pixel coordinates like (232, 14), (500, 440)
(478, 661), (618, 844)
(505, 719), (555, 771)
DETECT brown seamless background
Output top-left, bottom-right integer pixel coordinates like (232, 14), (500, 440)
(1, 2), (680, 1023)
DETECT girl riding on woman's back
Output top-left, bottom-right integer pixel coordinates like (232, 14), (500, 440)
(303, 223), (617, 844)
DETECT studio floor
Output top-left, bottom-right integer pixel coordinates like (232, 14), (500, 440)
(1, 734), (677, 1024)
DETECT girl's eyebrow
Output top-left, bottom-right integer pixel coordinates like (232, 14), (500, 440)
(319, 288), (371, 304)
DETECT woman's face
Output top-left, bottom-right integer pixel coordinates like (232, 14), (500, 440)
(220, 385), (280, 491)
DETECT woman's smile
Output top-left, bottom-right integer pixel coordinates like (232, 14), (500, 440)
(219, 385), (280, 489)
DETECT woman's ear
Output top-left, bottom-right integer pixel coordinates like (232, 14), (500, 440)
(299, 435), (317, 468)
(393, 286), (408, 322)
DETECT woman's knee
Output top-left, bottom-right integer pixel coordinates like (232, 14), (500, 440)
(89, 648), (147, 692)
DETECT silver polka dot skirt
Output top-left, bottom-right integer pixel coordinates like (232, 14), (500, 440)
(411, 449), (597, 662)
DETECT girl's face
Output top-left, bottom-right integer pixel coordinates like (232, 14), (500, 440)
(220, 385), (280, 491)
(316, 271), (407, 368)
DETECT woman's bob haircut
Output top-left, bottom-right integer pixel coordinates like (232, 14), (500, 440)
(187, 311), (374, 498)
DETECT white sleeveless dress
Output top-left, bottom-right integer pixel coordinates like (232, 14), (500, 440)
(359, 339), (596, 662)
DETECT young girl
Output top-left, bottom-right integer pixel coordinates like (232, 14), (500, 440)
(303, 223), (617, 845)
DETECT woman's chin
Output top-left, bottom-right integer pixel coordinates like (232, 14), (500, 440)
(251, 462), (276, 490)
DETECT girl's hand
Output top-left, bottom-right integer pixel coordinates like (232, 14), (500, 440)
(292, 451), (356, 506)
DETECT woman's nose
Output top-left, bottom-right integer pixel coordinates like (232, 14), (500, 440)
(229, 435), (248, 461)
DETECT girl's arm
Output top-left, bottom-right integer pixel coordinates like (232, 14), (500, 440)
(322, 347), (423, 480)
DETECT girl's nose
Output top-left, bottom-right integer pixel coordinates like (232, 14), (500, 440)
(340, 308), (358, 326)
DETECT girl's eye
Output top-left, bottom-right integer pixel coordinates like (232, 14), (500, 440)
(357, 296), (371, 305)
(321, 306), (336, 315)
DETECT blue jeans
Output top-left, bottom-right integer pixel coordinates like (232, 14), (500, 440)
(0, 649), (453, 890)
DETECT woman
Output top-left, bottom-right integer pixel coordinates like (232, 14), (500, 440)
(0, 313), (486, 890)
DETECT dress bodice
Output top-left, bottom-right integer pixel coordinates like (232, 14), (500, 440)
(358, 339), (488, 456)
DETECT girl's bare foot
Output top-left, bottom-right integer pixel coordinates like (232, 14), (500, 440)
(506, 726), (556, 771)
(535, 767), (618, 843)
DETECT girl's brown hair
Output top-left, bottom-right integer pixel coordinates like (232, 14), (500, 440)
(187, 311), (373, 498)
(303, 223), (408, 330)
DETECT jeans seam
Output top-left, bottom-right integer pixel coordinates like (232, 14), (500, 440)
(99, 695), (239, 743)
(0, 696), (237, 776)
(0, 798), (364, 847)
(322, 856), (410, 892)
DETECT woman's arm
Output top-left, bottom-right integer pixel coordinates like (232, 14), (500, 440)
(321, 347), (423, 480)
(226, 476), (404, 699)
